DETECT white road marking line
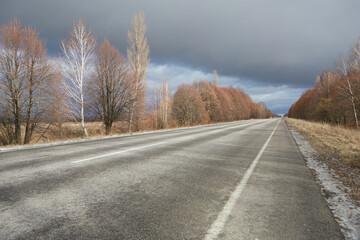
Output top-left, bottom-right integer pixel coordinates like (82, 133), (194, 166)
(72, 142), (165, 164)
(71, 119), (270, 165)
(225, 120), (269, 129)
(211, 120), (270, 134)
(204, 119), (281, 240)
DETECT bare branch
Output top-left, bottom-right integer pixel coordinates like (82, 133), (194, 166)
(60, 19), (96, 137)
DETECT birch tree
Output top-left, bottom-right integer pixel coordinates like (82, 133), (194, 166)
(151, 79), (171, 129)
(61, 19), (95, 137)
(159, 79), (171, 128)
(350, 39), (360, 113)
(127, 12), (150, 133)
(336, 54), (359, 129)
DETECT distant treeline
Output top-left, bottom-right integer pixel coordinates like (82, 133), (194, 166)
(0, 15), (273, 146)
(152, 80), (273, 129)
(288, 39), (360, 129)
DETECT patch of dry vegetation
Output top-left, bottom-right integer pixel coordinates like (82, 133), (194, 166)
(0, 121), (129, 147)
(286, 118), (360, 205)
(0, 116), (182, 148)
(286, 118), (360, 168)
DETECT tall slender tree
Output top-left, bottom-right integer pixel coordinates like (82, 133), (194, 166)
(336, 54), (359, 129)
(127, 12), (150, 133)
(159, 79), (171, 128)
(61, 19), (96, 137)
(151, 79), (171, 129)
(213, 70), (218, 86)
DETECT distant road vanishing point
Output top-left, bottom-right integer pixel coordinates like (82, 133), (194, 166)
(0, 119), (343, 239)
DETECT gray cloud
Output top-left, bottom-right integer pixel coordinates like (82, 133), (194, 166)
(1, 0), (360, 112)
(146, 63), (305, 113)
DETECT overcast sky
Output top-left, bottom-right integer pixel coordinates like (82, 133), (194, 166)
(1, 0), (360, 113)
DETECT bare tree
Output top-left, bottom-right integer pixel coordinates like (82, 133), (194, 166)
(0, 19), (23, 144)
(151, 79), (171, 129)
(213, 70), (218, 86)
(257, 102), (271, 119)
(89, 39), (131, 135)
(61, 19), (96, 137)
(336, 54), (359, 129)
(316, 70), (337, 98)
(0, 19), (56, 145)
(350, 39), (360, 109)
(151, 87), (159, 128)
(159, 79), (171, 128)
(22, 27), (56, 144)
(127, 12), (150, 133)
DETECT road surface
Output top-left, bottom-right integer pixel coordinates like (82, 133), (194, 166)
(0, 119), (344, 239)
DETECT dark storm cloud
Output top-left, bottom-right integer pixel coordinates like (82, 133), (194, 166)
(1, 0), (360, 88)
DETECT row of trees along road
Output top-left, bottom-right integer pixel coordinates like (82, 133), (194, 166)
(152, 80), (273, 128)
(288, 37), (360, 129)
(0, 14), (273, 146)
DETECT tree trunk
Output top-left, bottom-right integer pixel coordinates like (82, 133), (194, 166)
(128, 101), (135, 134)
(165, 96), (168, 124)
(346, 78), (359, 129)
(14, 116), (21, 144)
(81, 100), (88, 137)
(81, 118), (88, 137)
(14, 99), (21, 144)
(24, 90), (33, 144)
(350, 96), (359, 129)
(105, 121), (113, 135)
(24, 127), (31, 144)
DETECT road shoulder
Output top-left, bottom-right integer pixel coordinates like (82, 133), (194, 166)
(218, 119), (344, 239)
(288, 124), (360, 240)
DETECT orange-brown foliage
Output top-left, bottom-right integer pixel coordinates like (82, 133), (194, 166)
(172, 81), (268, 126)
(289, 43), (360, 129)
(195, 81), (222, 122)
(172, 84), (208, 126)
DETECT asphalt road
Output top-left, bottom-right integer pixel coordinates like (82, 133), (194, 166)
(0, 119), (344, 239)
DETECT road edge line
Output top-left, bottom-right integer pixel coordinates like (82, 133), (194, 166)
(204, 119), (281, 240)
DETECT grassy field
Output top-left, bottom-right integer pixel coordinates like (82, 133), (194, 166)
(286, 118), (360, 204)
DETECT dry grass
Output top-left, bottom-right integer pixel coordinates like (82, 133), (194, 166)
(0, 117), (240, 148)
(286, 118), (360, 205)
(0, 121), (130, 147)
(286, 118), (360, 168)
(0, 116), (182, 148)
